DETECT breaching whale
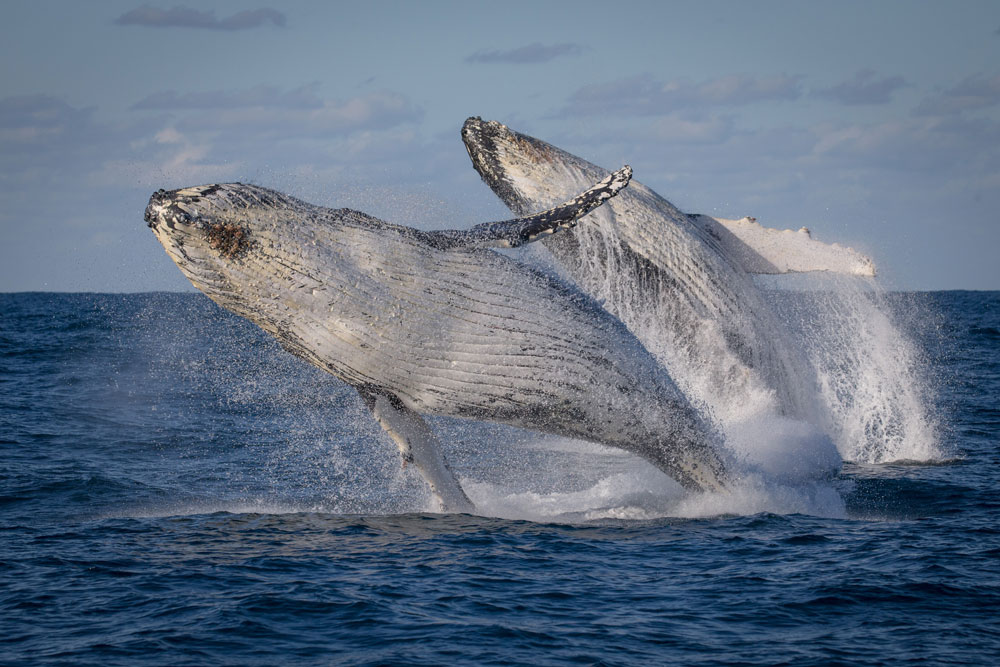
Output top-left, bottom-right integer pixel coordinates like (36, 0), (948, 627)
(461, 117), (876, 430)
(145, 167), (730, 513)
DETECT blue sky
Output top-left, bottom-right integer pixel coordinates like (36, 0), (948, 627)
(2, 0), (998, 291)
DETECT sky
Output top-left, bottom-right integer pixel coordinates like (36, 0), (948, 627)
(1, 0), (999, 292)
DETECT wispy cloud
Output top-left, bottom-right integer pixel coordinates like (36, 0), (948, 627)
(132, 84), (323, 110)
(913, 73), (1000, 116)
(133, 88), (423, 139)
(649, 114), (735, 144)
(0, 93), (210, 189)
(562, 73), (802, 116)
(465, 42), (583, 64)
(814, 69), (907, 105)
(114, 5), (285, 30)
(0, 87), (425, 197)
(0, 94), (93, 143)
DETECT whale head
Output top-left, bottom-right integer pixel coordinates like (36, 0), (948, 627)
(462, 117), (603, 216)
(145, 183), (320, 318)
(144, 181), (301, 249)
(147, 184), (250, 293)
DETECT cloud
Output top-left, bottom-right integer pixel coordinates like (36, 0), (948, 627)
(649, 114), (735, 144)
(124, 87), (427, 180)
(0, 86), (434, 291)
(808, 114), (1000, 177)
(132, 84), (323, 110)
(133, 88), (422, 140)
(114, 5), (285, 30)
(0, 94), (94, 143)
(465, 42), (583, 64)
(914, 73), (1000, 116)
(0, 86), (425, 197)
(0, 93), (231, 192)
(563, 73), (802, 116)
(814, 69), (907, 105)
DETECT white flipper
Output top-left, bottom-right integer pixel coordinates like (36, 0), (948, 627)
(427, 166), (631, 249)
(358, 388), (475, 514)
(691, 214), (876, 277)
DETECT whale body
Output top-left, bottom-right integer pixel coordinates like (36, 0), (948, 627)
(145, 168), (729, 512)
(462, 117), (876, 429)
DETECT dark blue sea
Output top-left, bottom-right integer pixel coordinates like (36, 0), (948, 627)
(1, 291), (998, 665)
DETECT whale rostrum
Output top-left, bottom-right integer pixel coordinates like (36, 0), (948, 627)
(146, 166), (730, 512)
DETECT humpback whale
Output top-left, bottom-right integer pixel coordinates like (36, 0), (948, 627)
(145, 167), (729, 513)
(462, 117), (876, 430)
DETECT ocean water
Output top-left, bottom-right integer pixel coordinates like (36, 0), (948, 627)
(1, 290), (998, 665)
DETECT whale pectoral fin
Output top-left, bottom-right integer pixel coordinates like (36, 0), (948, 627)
(428, 165), (632, 249)
(357, 387), (475, 514)
(692, 214), (877, 277)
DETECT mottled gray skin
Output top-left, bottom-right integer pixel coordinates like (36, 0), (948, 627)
(145, 179), (728, 493)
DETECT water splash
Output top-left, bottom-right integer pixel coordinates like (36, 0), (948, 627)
(450, 428), (848, 523)
(763, 276), (942, 464)
(523, 224), (944, 471)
